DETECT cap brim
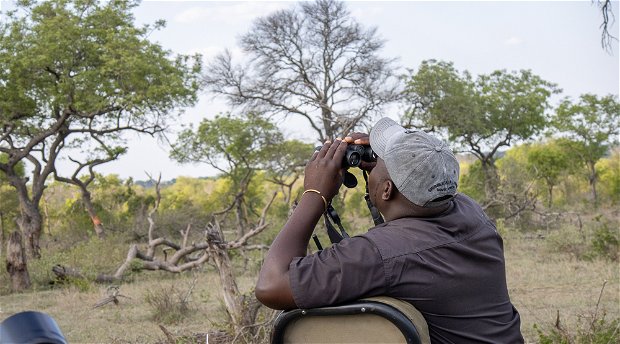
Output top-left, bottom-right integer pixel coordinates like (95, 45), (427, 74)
(370, 117), (403, 159)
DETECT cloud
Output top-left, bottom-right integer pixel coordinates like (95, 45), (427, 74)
(504, 36), (523, 46)
(174, 2), (291, 24)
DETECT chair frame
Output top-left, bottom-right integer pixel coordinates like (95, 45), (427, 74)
(271, 300), (424, 344)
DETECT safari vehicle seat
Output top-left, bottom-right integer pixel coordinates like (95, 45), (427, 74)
(271, 296), (431, 344)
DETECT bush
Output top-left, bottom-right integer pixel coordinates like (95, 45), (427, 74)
(535, 310), (619, 344)
(585, 219), (619, 262)
(144, 284), (192, 325)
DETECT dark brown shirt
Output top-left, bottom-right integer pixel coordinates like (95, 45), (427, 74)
(289, 194), (524, 344)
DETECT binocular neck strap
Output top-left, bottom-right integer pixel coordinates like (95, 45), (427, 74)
(316, 170), (385, 249)
(363, 170), (385, 226)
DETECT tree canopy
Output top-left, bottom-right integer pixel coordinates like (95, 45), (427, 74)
(551, 94), (620, 205)
(404, 60), (560, 200)
(0, 0), (201, 259)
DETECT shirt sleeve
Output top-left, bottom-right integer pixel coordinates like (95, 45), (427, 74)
(289, 235), (387, 309)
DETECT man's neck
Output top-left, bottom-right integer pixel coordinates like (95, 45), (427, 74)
(383, 196), (452, 221)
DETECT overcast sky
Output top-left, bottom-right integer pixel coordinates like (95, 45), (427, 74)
(2, 1), (619, 180)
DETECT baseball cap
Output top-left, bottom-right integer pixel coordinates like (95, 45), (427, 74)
(369, 117), (460, 207)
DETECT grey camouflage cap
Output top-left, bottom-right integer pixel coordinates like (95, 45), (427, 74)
(369, 117), (460, 207)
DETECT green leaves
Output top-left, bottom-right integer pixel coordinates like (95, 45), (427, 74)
(171, 113), (284, 173)
(405, 60), (560, 151)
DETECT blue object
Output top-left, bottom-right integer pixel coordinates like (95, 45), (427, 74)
(0, 311), (67, 344)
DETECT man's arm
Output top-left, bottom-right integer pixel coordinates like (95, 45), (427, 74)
(255, 140), (348, 310)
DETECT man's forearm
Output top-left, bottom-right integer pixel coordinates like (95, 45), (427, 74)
(255, 192), (326, 309)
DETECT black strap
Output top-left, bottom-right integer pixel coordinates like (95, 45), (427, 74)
(320, 170), (384, 246)
(363, 170), (384, 226)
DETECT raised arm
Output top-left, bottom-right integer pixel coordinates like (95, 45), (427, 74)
(255, 139), (348, 310)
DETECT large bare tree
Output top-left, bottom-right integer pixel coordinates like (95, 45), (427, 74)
(205, 0), (401, 142)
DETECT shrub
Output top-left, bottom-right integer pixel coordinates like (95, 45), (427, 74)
(535, 281), (619, 344)
(585, 219), (619, 262)
(535, 311), (619, 344)
(144, 284), (192, 325)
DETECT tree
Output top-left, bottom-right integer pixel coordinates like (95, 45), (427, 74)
(204, 0), (401, 142)
(0, 0), (201, 260)
(404, 60), (560, 202)
(262, 140), (314, 205)
(526, 140), (572, 207)
(552, 94), (620, 206)
(53, 146), (126, 238)
(171, 113), (284, 236)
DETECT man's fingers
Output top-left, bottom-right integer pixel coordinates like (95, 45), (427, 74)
(333, 140), (348, 162)
(308, 150), (319, 162)
(316, 141), (331, 158)
(325, 139), (344, 160)
(354, 137), (370, 145)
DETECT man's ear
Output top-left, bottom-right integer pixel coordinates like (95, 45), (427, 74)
(381, 179), (397, 201)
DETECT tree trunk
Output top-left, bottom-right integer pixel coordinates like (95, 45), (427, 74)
(211, 245), (243, 327)
(82, 190), (105, 238)
(17, 204), (43, 259)
(6, 230), (31, 291)
(481, 160), (499, 200)
(587, 161), (598, 207)
(11, 176), (44, 259)
(548, 185), (554, 208)
(0, 212), (4, 257)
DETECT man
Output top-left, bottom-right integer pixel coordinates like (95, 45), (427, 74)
(256, 117), (524, 343)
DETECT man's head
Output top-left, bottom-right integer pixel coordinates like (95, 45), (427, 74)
(369, 117), (460, 208)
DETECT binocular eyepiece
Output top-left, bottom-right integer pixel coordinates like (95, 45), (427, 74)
(343, 144), (376, 168)
(315, 144), (376, 169)
(314, 143), (376, 189)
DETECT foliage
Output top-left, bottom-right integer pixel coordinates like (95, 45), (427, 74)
(535, 305), (619, 344)
(585, 217), (619, 262)
(42, 175), (153, 238)
(0, 0), (201, 258)
(0, 155), (22, 235)
(404, 59), (560, 200)
(526, 140), (573, 207)
(545, 212), (619, 262)
(551, 94), (620, 205)
(171, 113), (299, 237)
(596, 148), (620, 205)
(172, 113), (282, 178)
(459, 159), (487, 202)
(204, 0), (400, 141)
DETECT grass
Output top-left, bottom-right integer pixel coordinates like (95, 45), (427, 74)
(0, 228), (618, 343)
(503, 230), (619, 342)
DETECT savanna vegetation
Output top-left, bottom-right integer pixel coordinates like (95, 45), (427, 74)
(1, 0), (618, 343)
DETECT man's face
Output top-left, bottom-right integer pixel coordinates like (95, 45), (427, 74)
(367, 157), (391, 211)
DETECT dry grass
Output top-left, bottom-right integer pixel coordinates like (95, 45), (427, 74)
(0, 268), (260, 343)
(504, 231), (620, 343)
(0, 230), (618, 343)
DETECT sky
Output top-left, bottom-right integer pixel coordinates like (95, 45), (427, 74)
(1, 0), (619, 181)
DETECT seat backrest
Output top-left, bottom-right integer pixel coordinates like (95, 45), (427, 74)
(271, 297), (430, 344)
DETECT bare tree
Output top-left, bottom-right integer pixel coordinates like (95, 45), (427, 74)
(597, 0), (618, 53)
(205, 0), (401, 142)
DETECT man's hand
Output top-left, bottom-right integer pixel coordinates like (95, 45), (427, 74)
(304, 139), (348, 201)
